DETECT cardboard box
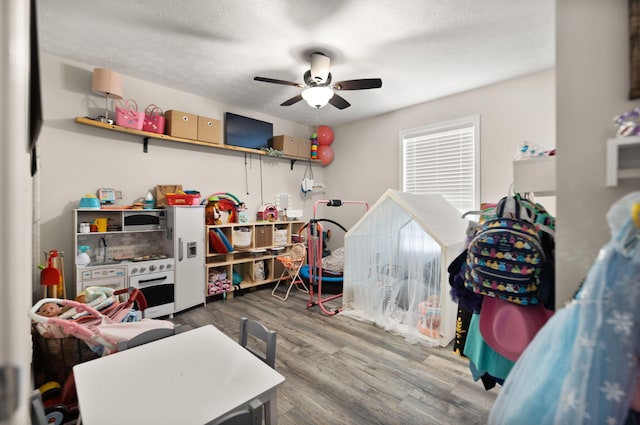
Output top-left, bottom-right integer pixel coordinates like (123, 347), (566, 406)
(197, 116), (222, 145)
(271, 135), (311, 158)
(297, 137), (311, 158)
(165, 110), (197, 140)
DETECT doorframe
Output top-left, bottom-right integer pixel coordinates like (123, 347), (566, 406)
(1, 0), (33, 423)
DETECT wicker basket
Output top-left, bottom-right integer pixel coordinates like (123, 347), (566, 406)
(32, 327), (98, 387)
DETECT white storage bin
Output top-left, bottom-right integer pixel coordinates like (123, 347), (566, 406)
(232, 228), (252, 248)
(274, 229), (288, 246)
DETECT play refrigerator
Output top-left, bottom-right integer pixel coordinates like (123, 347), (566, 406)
(163, 206), (206, 312)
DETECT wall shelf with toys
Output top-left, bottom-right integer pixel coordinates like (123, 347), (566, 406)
(606, 137), (640, 187)
(74, 116), (321, 168)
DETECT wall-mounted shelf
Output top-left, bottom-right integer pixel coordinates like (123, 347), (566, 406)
(74, 117), (319, 168)
(513, 156), (556, 196)
(606, 137), (640, 187)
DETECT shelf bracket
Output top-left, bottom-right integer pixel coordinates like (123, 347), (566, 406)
(143, 137), (150, 153)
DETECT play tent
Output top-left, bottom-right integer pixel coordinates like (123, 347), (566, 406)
(341, 189), (469, 347)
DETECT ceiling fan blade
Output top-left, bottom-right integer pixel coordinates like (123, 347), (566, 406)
(254, 76), (303, 88)
(329, 94), (351, 110)
(333, 78), (382, 91)
(281, 94), (304, 106)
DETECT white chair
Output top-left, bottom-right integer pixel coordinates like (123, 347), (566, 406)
(205, 398), (262, 425)
(271, 243), (308, 301)
(116, 324), (184, 351)
(238, 318), (277, 424)
(239, 317), (276, 368)
(30, 390), (47, 425)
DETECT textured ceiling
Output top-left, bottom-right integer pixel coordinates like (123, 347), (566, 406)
(37, 0), (555, 127)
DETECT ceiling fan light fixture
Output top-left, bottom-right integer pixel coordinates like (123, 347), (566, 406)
(301, 86), (334, 108)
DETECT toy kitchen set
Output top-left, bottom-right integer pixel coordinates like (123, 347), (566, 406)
(74, 188), (205, 318)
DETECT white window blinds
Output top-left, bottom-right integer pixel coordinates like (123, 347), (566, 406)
(401, 115), (480, 213)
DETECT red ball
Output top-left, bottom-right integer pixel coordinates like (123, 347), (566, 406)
(317, 125), (334, 145)
(317, 145), (334, 165)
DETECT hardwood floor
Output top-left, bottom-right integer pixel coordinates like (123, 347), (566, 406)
(170, 286), (498, 425)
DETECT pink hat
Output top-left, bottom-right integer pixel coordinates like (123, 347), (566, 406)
(479, 297), (554, 362)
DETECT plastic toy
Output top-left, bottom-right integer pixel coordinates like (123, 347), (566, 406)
(317, 125), (334, 145)
(310, 133), (318, 159)
(613, 107), (640, 137)
(257, 204), (278, 221)
(317, 145), (334, 165)
(205, 196), (222, 225)
(205, 192), (242, 223)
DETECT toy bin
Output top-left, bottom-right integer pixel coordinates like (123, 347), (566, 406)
(273, 229), (288, 246)
(165, 193), (201, 206)
(232, 227), (252, 249)
(165, 110), (197, 140)
(32, 327), (99, 388)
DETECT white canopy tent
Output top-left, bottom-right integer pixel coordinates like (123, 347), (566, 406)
(342, 189), (469, 347)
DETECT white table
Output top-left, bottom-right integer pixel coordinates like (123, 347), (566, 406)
(73, 324), (285, 425)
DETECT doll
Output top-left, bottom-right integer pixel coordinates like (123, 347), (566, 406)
(34, 302), (66, 338)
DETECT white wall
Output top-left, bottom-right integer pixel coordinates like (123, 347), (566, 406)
(36, 53), (323, 298)
(323, 69), (556, 247)
(556, 0), (638, 306)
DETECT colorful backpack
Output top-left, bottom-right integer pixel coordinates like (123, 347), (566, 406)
(464, 197), (548, 305)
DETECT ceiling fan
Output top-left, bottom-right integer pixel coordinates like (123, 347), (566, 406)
(254, 52), (382, 110)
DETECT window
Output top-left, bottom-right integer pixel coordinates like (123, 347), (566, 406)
(400, 115), (480, 213)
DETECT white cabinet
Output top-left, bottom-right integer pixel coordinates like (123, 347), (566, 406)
(606, 137), (640, 187)
(513, 156), (556, 196)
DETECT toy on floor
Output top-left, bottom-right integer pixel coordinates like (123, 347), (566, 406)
(417, 295), (442, 338)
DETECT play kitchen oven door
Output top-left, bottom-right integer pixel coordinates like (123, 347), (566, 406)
(128, 267), (175, 319)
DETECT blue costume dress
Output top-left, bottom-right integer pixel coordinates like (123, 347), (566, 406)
(489, 192), (640, 425)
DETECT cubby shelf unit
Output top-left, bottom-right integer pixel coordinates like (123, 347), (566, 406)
(205, 221), (306, 298)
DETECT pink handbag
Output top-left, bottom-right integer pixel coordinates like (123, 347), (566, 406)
(115, 99), (144, 130)
(142, 104), (166, 134)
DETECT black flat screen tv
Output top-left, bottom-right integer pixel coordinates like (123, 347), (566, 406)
(224, 112), (273, 149)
